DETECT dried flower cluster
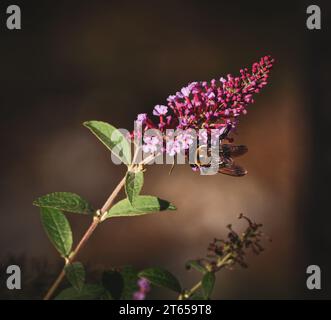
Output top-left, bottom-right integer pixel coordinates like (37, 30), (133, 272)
(197, 214), (266, 272)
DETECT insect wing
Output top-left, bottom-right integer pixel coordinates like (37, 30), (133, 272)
(220, 144), (248, 158)
(218, 162), (247, 177)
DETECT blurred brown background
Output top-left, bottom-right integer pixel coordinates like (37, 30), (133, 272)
(0, 0), (330, 299)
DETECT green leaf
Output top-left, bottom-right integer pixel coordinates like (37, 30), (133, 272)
(40, 207), (72, 257)
(104, 196), (176, 219)
(100, 291), (113, 300)
(185, 260), (207, 274)
(65, 262), (85, 292)
(84, 120), (131, 165)
(201, 272), (215, 299)
(125, 171), (144, 205)
(100, 266), (139, 300)
(190, 291), (205, 300)
(138, 267), (182, 293)
(102, 270), (124, 300)
(55, 284), (105, 300)
(120, 266), (139, 300)
(33, 192), (93, 214)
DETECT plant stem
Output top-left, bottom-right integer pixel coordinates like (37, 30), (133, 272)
(179, 281), (202, 300)
(43, 176), (126, 300)
(179, 253), (232, 300)
(43, 147), (152, 300)
(100, 177), (126, 217)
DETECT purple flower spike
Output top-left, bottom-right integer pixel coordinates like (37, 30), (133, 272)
(133, 55), (275, 160)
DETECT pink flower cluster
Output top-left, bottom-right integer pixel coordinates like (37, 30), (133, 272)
(136, 56), (274, 155)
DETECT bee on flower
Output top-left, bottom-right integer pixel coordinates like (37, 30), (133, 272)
(133, 56), (275, 175)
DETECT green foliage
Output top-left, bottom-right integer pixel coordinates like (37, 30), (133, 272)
(190, 292), (205, 300)
(104, 196), (176, 219)
(33, 114), (266, 301)
(55, 265), (140, 300)
(139, 267), (182, 293)
(120, 266), (139, 300)
(64, 262), (85, 292)
(40, 207), (72, 258)
(185, 260), (207, 274)
(33, 192), (93, 215)
(100, 266), (140, 300)
(201, 272), (215, 300)
(84, 120), (131, 165)
(105, 196), (176, 219)
(102, 270), (124, 300)
(55, 284), (105, 300)
(125, 171), (144, 205)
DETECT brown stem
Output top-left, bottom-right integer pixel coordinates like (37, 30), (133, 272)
(43, 176), (126, 300)
(43, 219), (100, 300)
(100, 177), (126, 217)
(178, 280), (202, 300)
(43, 270), (65, 300)
(43, 146), (152, 300)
